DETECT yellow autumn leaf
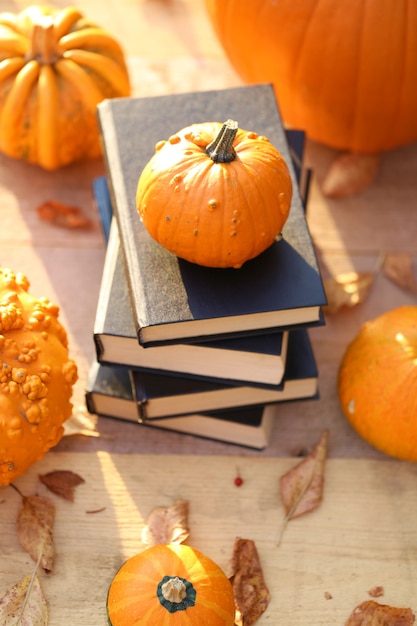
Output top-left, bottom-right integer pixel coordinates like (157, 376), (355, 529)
(141, 499), (190, 546)
(0, 572), (48, 625)
(323, 271), (375, 315)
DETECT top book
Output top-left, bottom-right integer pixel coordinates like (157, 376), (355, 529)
(97, 84), (326, 347)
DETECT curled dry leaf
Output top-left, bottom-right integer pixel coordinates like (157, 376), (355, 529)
(17, 495), (55, 573)
(383, 253), (417, 294)
(322, 152), (381, 198)
(39, 470), (85, 502)
(345, 600), (415, 626)
(323, 272), (375, 315)
(141, 499), (189, 547)
(277, 430), (328, 545)
(37, 199), (92, 230)
(228, 538), (270, 626)
(0, 572), (48, 625)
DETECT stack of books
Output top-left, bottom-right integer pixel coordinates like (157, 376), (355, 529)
(86, 84), (327, 449)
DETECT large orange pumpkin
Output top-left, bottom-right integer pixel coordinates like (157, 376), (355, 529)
(136, 119), (292, 269)
(338, 306), (417, 462)
(205, 0), (417, 154)
(0, 5), (131, 169)
(0, 268), (78, 486)
(107, 544), (236, 626)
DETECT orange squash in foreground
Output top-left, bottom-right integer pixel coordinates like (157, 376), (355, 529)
(338, 306), (417, 461)
(0, 5), (131, 169)
(0, 268), (78, 486)
(206, 0), (417, 154)
(107, 544), (236, 626)
(136, 119), (292, 268)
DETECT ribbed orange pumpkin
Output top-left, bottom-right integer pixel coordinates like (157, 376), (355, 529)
(206, 0), (417, 154)
(136, 119), (293, 268)
(0, 268), (78, 486)
(0, 5), (131, 169)
(107, 544), (236, 626)
(338, 306), (417, 461)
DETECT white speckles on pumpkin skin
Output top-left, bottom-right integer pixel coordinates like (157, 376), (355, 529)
(348, 398), (355, 414)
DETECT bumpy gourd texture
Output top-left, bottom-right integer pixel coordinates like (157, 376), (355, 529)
(206, 0), (417, 154)
(338, 306), (417, 462)
(107, 543), (236, 626)
(0, 268), (78, 486)
(136, 121), (293, 269)
(0, 5), (131, 169)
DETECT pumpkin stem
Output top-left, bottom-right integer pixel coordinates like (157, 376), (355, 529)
(161, 577), (187, 603)
(206, 119), (238, 163)
(27, 16), (62, 65)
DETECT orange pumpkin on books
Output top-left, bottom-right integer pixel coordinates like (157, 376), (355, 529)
(136, 119), (293, 269)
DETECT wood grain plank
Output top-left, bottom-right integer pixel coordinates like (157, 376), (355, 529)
(1, 453), (416, 624)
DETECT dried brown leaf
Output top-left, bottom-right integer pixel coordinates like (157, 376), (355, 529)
(277, 430), (328, 545)
(141, 499), (189, 546)
(0, 572), (48, 625)
(39, 470), (85, 502)
(323, 271), (375, 315)
(345, 600), (415, 626)
(17, 495), (55, 573)
(383, 253), (417, 294)
(37, 199), (92, 230)
(368, 586), (384, 598)
(228, 538), (270, 626)
(322, 152), (381, 198)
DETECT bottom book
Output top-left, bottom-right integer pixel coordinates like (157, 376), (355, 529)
(86, 361), (279, 449)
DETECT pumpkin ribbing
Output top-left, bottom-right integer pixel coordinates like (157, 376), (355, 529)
(107, 544), (236, 626)
(0, 5), (131, 169)
(205, 0), (417, 154)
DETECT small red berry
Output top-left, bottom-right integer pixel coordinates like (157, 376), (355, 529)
(234, 466), (243, 486)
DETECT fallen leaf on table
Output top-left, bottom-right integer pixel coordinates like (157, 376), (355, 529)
(228, 538), (270, 626)
(322, 152), (381, 198)
(383, 253), (417, 294)
(0, 572), (48, 625)
(344, 600), (415, 626)
(141, 499), (189, 546)
(39, 470), (85, 502)
(277, 430), (328, 545)
(17, 495), (55, 573)
(323, 271), (375, 315)
(37, 199), (92, 230)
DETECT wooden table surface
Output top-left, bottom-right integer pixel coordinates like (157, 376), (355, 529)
(1, 0), (417, 461)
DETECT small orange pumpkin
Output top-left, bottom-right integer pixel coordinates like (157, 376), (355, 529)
(107, 543), (236, 626)
(0, 268), (78, 486)
(206, 0), (417, 155)
(338, 306), (417, 461)
(0, 5), (131, 169)
(136, 119), (292, 269)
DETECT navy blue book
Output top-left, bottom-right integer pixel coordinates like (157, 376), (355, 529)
(85, 361), (278, 449)
(94, 220), (289, 387)
(132, 329), (318, 420)
(97, 84), (326, 346)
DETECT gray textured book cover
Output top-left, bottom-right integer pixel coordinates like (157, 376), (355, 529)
(97, 84), (326, 346)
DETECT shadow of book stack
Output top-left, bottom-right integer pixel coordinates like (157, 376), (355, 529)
(86, 84), (327, 449)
